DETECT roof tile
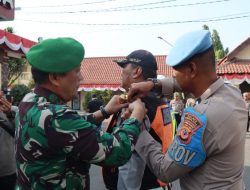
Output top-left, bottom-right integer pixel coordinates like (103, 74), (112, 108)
(217, 60), (250, 74)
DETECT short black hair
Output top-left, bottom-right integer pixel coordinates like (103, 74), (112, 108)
(31, 67), (49, 84)
(130, 64), (157, 79)
(31, 67), (68, 85)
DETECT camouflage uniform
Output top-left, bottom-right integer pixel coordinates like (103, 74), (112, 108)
(15, 86), (141, 190)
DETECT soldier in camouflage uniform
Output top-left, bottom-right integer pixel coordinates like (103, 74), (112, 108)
(15, 37), (146, 190)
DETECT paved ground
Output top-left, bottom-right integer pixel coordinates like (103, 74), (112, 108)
(90, 132), (250, 190)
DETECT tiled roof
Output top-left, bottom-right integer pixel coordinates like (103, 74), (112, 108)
(81, 39), (250, 87)
(217, 60), (250, 75)
(80, 55), (173, 85)
(217, 36), (250, 75)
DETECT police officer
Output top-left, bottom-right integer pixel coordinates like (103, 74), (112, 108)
(15, 37), (146, 190)
(127, 30), (247, 189)
(170, 92), (184, 126)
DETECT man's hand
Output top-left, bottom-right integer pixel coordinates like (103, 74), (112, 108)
(127, 81), (154, 102)
(104, 95), (129, 115)
(0, 96), (12, 113)
(128, 98), (147, 123)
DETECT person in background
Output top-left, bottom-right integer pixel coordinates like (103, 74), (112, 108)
(0, 92), (16, 190)
(127, 30), (247, 189)
(86, 94), (104, 113)
(185, 97), (196, 108)
(86, 94), (104, 128)
(15, 37), (147, 190)
(243, 92), (250, 132)
(102, 50), (175, 190)
(170, 92), (184, 126)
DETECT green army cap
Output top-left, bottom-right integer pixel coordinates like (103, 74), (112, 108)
(27, 37), (84, 73)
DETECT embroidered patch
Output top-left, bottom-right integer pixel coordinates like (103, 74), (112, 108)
(177, 112), (202, 144)
(168, 107), (207, 168)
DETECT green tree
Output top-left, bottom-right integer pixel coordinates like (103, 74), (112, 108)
(4, 26), (14, 33)
(7, 57), (27, 86)
(202, 25), (228, 60)
(3, 27), (28, 86)
(202, 24), (209, 30)
(212, 29), (225, 60)
(224, 47), (229, 55)
(10, 84), (31, 106)
(83, 90), (113, 110)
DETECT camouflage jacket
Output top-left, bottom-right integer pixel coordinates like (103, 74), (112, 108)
(15, 86), (141, 190)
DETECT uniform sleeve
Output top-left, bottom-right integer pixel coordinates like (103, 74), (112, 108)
(135, 130), (192, 183)
(46, 111), (141, 167)
(0, 112), (15, 137)
(160, 77), (182, 97)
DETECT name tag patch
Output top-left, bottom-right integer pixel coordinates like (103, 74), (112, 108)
(169, 139), (196, 165)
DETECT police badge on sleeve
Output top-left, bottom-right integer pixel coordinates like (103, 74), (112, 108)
(168, 107), (207, 168)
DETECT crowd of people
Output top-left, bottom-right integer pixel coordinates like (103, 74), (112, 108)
(0, 30), (248, 190)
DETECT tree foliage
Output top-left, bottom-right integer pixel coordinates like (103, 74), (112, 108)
(7, 57), (27, 86)
(4, 26), (14, 33)
(202, 24), (209, 30)
(10, 84), (31, 106)
(202, 25), (228, 60)
(212, 29), (225, 60)
(83, 90), (113, 110)
(4, 26), (27, 86)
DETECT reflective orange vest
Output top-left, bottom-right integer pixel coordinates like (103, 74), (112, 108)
(149, 104), (176, 187)
(102, 102), (176, 189)
(151, 104), (176, 153)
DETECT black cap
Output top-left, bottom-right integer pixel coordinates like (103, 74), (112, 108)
(113, 50), (158, 70)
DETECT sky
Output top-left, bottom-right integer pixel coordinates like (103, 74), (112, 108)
(1, 0), (250, 58)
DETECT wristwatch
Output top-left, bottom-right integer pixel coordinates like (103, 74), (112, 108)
(147, 78), (158, 89)
(147, 78), (162, 93)
(100, 105), (111, 119)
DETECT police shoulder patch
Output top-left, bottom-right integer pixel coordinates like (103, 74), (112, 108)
(168, 107), (207, 168)
(177, 110), (203, 144)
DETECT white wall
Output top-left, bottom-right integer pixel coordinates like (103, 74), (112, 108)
(235, 44), (250, 59)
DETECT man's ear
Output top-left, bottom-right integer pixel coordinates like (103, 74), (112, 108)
(48, 73), (61, 87)
(132, 66), (142, 79)
(188, 61), (198, 79)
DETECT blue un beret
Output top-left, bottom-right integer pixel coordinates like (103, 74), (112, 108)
(27, 37), (84, 73)
(166, 30), (212, 67)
